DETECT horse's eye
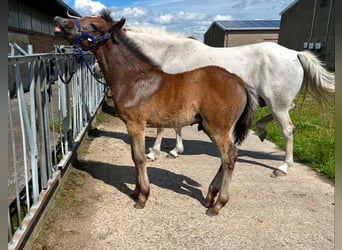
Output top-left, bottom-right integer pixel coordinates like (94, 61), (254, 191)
(90, 23), (98, 30)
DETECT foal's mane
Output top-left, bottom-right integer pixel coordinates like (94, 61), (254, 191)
(99, 9), (159, 68)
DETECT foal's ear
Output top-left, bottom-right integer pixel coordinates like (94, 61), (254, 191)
(112, 17), (126, 30)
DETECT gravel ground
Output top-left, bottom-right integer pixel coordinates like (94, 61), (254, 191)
(30, 102), (334, 250)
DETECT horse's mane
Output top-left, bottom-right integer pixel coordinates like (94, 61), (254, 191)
(126, 26), (198, 40)
(117, 32), (160, 67)
(98, 9), (159, 67)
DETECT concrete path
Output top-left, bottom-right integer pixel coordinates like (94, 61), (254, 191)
(30, 103), (334, 250)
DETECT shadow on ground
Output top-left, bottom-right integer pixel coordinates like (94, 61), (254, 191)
(88, 127), (280, 172)
(73, 158), (205, 205)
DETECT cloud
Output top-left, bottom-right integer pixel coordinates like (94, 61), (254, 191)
(138, 0), (185, 7)
(119, 7), (149, 18)
(178, 12), (207, 21)
(70, 0), (291, 40)
(154, 13), (175, 24)
(213, 14), (234, 21)
(74, 0), (106, 15)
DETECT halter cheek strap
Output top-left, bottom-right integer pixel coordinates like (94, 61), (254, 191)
(74, 19), (112, 51)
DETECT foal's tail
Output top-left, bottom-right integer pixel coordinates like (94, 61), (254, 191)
(233, 88), (258, 145)
(297, 50), (335, 108)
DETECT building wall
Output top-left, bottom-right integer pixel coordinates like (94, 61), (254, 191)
(278, 0), (334, 70)
(8, 0), (80, 54)
(9, 0), (56, 36)
(225, 30), (279, 47)
(204, 23), (225, 47)
(204, 22), (279, 48)
(8, 31), (68, 53)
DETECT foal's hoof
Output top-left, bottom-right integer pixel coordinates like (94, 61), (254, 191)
(206, 208), (218, 216)
(203, 200), (214, 208)
(271, 169), (287, 178)
(134, 202), (145, 209)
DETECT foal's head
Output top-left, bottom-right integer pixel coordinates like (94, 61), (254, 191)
(54, 9), (125, 51)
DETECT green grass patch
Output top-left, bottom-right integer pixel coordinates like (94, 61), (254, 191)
(251, 93), (335, 180)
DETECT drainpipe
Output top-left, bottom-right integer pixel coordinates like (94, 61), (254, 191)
(324, 0), (334, 45)
(309, 0), (318, 43)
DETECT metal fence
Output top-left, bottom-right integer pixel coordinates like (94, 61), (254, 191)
(8, 45), (107, 249)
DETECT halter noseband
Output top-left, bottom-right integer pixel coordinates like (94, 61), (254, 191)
(73, 19), (112, 51)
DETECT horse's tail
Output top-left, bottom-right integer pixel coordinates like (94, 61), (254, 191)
(297, 50), (335, 109)
(233, 88), (258, 145)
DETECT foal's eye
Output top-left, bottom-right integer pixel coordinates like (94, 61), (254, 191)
(90, 23), (98, 30)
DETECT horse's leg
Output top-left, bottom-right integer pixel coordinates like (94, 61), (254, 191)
(146, 128), (164, 161)
(168, 127), (184, 158)
(270, 107), (295, 177)
(255, 114), (273, 141)
(204, 165), (223, 208)
(127, 124), (150, 208)
(206, 142), (238, 216)
(202, 120), (238, 215)
(255, 103), (295, 142)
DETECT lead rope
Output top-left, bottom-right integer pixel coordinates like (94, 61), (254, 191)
(53, 53), (76, 84)
(53, 48), (108, 92)
(74, 48), (108, 92)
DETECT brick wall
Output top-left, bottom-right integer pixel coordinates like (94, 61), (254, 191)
(9, 30), (69, 53)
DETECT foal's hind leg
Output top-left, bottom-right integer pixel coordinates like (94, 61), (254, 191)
(204, 165), (223, 208)
(127, 124), (150, 208)
(205, 140), (238, 216)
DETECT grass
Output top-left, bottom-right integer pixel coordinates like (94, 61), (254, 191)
(251, 92), (335, 180)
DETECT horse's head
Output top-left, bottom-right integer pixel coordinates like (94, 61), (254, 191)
(54, 9), (125, 51)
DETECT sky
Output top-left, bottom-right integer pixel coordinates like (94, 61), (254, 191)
(63, 0), (295, 40)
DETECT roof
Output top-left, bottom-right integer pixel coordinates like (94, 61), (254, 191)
(215, 20), (280, 31)
(25, 0), (81, 17)
(279, 0), (300, 15)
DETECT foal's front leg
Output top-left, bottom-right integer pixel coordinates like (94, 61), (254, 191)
(127, 125), (150, 209)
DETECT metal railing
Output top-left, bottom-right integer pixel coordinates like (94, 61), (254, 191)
(8, 47), (107, 249)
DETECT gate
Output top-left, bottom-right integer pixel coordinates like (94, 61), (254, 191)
(8, 46), (106, 249)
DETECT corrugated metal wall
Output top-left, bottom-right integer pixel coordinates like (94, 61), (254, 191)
(278, 0), (335, 70)
(8, 0), (55, 36)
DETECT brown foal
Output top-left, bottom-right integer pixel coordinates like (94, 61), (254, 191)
(54, 10), (257, 215)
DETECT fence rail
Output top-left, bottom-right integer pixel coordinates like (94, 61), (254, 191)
(8, 49), (106, 249)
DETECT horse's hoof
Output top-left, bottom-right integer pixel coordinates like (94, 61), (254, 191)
(206, 208), (218, 216)
(147, 148), (159, 161)
(257, 132), (267, 142)
(271, 169), (287, 178)
(134, 202), (145, 209)
(146, 157), (155, 162)
(167, 151), (178, 158)
(146, 153), (156, 161)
